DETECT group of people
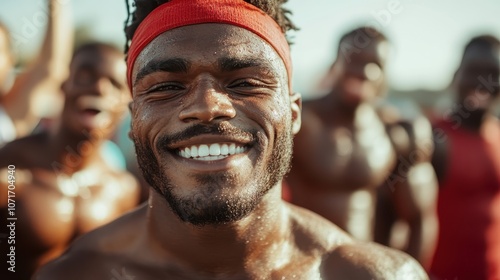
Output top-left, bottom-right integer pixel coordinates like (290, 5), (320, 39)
(0, 0), (498, 279)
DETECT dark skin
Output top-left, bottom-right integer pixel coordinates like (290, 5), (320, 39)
(35, 24), (427, 279)
(0, 46), (139, 280)
(287, 35), (438, 267)
(433, 45), (500, 181)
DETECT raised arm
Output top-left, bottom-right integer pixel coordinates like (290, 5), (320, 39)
(3, 0), (73, 137)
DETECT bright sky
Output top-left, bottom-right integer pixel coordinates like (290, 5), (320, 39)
(1, 0), (500, 95)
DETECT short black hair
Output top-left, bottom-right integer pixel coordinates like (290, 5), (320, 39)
(72, 42), (122, 61)
(337, 26), (387, 51)
(123, 0), (298, 55)
(462, 35), (500, 56)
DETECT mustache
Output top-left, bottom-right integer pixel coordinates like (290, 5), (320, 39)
(157, 123), (257, 150)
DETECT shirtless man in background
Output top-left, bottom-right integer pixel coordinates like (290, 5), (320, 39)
(286, 26), (438, 267)
(34, 1), (428, 279)
(0, 42), (139, 280)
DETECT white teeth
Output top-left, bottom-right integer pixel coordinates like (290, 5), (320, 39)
(209, 144), (221, 156)
(198, 145), (209, 157)
(229, 143), (236, 154)
(196, 155), (227, 161)
(178, 143), (246, 159)
(221, 144), (229, 155)
(191, 146), (198, 157)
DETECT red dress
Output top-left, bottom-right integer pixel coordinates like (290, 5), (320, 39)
(430, 119), (500, 280)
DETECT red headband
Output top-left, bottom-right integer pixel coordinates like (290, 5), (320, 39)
(126, 0), (292, 91)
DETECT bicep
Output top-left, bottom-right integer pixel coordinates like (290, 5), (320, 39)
(391, 162), (438, 222)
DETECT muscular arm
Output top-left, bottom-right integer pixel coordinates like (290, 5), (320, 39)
(385, 116), (438, 269)
(322, 242), (429, 279)
(3, 0), (73, 137)
(390, 162), (438, 269)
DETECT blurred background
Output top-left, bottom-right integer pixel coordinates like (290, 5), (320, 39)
(1, 0), (500, 119)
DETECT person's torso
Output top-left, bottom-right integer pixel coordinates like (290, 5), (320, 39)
(0, 164), (135, 277)
(287, 103), (397, 240)
(431, 119), (500, 280)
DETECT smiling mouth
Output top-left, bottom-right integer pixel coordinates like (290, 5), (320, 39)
(178, 143), (248, 161)
(82, 108), (101, 115)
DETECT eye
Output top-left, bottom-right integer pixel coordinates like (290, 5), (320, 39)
(147, 83), (185, 93)
(228, 79), (263, 89)
(109, 78), (125, 90)
(226, 78), (277, 97)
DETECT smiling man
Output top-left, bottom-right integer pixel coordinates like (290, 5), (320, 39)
(35, 0), (428, 279)
(0, 42), (139, 280)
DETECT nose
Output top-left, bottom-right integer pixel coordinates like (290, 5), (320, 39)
(345, 64), (368, 81)
(179, 81), (236, 123)
(87, 76), (113, 97)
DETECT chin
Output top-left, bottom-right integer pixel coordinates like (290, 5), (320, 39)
(164, 183), (264, 226)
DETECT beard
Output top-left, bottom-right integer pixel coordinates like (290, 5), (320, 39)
(133, 122), (293, 226)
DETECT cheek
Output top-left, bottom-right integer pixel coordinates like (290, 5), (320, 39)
(131, 100), (176, 143)
(251, 96), (290, 135)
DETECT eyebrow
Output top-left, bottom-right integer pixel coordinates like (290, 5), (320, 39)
(134, 56), (273, 85)
(134, 58), (190, 85)
(218, 57), (269, 72)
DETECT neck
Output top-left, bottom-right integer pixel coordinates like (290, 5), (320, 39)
(146, 186), (289, 275)
(48, 122), (106, 174)
(451, 106), (489, 132)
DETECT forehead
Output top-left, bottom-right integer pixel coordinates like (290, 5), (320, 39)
(462, 49), (500, 70)
(132, 23), (286, 79)
(71, 48), (126, 76)
(340, 37), (389, 64)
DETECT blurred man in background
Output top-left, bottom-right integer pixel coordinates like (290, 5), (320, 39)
(0, 42), (140, 280)
(430, 34), (500, 280)
(286, 26), (438, 267)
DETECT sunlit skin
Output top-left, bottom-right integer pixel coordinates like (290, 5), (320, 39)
(287, 33), (438, 267)
(0, 46), (139, 280)
(33, 24), (427, 279)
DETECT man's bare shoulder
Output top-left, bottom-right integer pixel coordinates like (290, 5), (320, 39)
(0, 132), (47, 167)
(34, 204), (147, 280)
(286, 202), (353, 250)
(322, 241), (429, 279)
(286, 203), (428, 279)
(376, 102), (433, 162)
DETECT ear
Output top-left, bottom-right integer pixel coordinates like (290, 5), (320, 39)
(290, 91), (302, 135)
(128, 101), (134, 112)
(127, 101), (136, 141)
